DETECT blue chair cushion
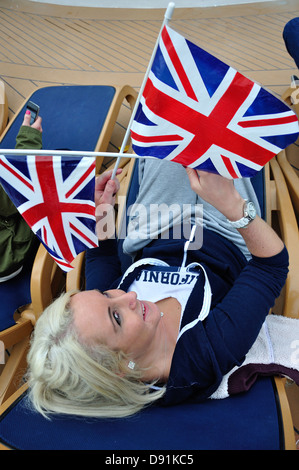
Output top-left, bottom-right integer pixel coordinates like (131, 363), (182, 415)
(0, 378), (284, 450)
(0, 257), (33, 331)
(0, 85), (116, 151)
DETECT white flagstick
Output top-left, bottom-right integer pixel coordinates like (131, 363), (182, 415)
(111, 1), (175, 180)
(0, 149), (136, 158)
(0, 148), (157, 163)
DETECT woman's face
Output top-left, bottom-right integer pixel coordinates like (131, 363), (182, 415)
(71, 289), (163, 363)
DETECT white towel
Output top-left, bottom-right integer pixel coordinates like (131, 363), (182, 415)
(211, 314), (299, 399)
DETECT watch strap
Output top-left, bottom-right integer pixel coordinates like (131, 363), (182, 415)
(227, 200), (256, 229)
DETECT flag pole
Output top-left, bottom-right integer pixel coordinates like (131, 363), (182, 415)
(0, 149), (136, 158)
(111, 1), (175, 180)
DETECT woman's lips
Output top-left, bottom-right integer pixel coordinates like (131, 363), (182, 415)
(140, 301), (148, 321)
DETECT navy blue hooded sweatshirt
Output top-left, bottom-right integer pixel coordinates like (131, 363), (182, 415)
(84, 227), (289, 405)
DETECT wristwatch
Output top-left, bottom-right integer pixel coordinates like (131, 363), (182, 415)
(227, 200), (257, 229)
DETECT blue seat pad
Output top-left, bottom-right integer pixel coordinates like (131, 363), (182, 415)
(0, 378), (283, 450)
(0, 85), (116, 151)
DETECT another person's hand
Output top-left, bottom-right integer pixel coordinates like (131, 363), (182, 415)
(22, 110), (43, 133)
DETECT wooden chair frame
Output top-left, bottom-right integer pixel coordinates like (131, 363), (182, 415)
(0, 80), (8, 136)
(265, 158), (299, 319)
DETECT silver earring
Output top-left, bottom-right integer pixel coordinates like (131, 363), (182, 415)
(128, 360), (135, 370)
(160, 312), (164, 317)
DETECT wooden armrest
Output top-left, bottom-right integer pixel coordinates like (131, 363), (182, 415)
(0, 317), (32, 350)
(30, 244), (65, 322)
(280, 82), (299, 216)
(0, 80), (8, 137)
(66, 251), (85, 292)
(94, 85), (137, 173)
(0, 337), (30, 406)
(0, 382), (28, 417)
(274, 377), (297, 450)
(268, 157), (299, 318)
(281, 83), (299, 116)
(277, 150), (299, 218)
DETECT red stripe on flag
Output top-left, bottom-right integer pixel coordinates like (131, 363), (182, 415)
(66, 160), (96, 199)
(0, 159), (34, 191)
(43, 226), (48, 247)
(69, 222), (98, 247)
(131, 130), (183, 143)
(221, 155), (239, 178)
(162, 26), (198, 102)
(34, 156), (75, 263)
(53, 257), (73, 269)
(239, 114), (298, 128)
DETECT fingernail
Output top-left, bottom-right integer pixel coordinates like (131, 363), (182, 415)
(25, 110), (30, 115)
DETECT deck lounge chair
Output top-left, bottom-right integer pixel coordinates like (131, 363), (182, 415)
(0, 151), (297, 450)
(0, 83), (137, 404)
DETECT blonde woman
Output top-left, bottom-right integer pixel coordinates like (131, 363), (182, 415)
(27, 160), (297, 420)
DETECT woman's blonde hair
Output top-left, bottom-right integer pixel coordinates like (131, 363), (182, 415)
(26, 291), (166, 419)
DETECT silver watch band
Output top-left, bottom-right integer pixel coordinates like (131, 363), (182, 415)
(227, 200), (256, 229)
(228, 216), (251, 229)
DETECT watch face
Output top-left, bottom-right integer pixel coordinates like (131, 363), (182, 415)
(247, 202), (256, 219)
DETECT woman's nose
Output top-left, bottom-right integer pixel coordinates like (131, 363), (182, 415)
(123, 291), (137, 310)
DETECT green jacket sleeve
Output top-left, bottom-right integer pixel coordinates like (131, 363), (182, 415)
(0, 126), (42, 276)
(0, 126), (43, 217)
(15, 125), (43, 150)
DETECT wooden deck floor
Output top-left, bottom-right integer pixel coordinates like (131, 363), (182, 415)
(1, 0), (299, 116)
(0, 0), (298, 156)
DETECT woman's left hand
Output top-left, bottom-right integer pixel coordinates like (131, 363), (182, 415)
(94, 169), (122, 208)
(94, 169), (122, 240)
(185, 168), (244, 220)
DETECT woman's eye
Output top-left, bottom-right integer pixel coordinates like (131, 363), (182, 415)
(113, 311), (121, 326)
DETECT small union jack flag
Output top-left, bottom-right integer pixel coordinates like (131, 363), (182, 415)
(0, 155), (98, 271)
(131, 25), (299, 178)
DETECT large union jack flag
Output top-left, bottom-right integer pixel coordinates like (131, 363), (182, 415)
(131, 25), (299, 178)
(0, 155), (98, 271)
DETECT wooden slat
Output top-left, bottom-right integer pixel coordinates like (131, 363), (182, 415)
(0, 1), (297, 133)
(0, 2), (297, 134)
(0, 1), (297, 152)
